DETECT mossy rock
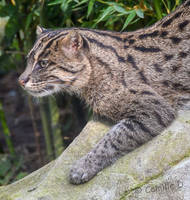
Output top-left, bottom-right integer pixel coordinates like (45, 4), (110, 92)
(0, 109), (190, 200)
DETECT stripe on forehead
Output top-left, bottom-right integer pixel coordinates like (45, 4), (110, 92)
(37, 32), (68, 60)
(27, 31), (51, 58)
(28, 31), (68, 60)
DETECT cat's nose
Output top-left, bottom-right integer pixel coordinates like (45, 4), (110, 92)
(18, 77), (29, 87)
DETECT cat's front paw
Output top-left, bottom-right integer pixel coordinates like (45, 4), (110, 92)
(69, 156), (97, 184)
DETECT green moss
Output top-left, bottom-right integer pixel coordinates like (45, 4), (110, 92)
(1, 115), (190, 200)
(120, 172), (163, 200)
(120, 150), (190, 200)
(168, 150), (190, 167)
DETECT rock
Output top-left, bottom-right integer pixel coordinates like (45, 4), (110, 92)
(126, 158), (190, 200)
(0, 109), (190, 200)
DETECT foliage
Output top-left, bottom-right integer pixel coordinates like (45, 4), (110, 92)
(48, 0), (184, 30)
(0, 154), (27, 185)
(0, 0), (184, 74)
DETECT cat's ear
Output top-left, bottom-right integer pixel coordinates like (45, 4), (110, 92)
(36, 26), (47, 36)
(61, 30), (83, 58)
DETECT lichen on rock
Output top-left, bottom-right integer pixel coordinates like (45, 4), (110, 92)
(0, 109), (190, 200)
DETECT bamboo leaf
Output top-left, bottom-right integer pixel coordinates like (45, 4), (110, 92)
(136, 9), (144, 18)
(113, 4), (129, 14)
(25, 12), (33, 30)
(87, 0), (95, 18)
(154, 0), (163, 19)
(96, 6), (114, 24)
(48, 0), (63, 6)
(72, 0), (88, 8)
(121, 10), (136, 31)
(60, 0), (69, 12)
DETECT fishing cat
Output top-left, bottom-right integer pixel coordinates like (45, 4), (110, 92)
(19, 1), (190, 184)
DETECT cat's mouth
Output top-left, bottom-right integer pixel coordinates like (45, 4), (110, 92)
(25, 86), (54, 97)
(18, 75), (66, 97)
(24, 82), (62, 97)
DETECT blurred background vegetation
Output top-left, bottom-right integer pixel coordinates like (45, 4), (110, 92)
(0, 0), (184, 185)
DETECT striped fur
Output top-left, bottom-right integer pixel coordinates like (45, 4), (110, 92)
(19, 1), (190, 184)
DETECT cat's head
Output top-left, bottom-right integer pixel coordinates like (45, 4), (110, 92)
(18, 26), (91, 97)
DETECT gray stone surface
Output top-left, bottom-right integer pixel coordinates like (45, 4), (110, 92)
(0, 109), (190, 200)
(125, 158), (190, 200)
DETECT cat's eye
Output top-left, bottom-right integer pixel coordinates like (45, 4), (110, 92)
(40, 60), (48, 68)
(33, 60), (48, 71)
(33, 63), (42, 71)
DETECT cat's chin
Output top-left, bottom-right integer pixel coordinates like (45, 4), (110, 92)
(26, 85), (61, 97)
(28, 91), (52, 97)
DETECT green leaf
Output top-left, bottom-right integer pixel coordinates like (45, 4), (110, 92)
(130, 17), (140, 25)
(48, 0), (63, 6)
(113, 4), (129, 14)
(136, 9), (144, 18)
(72, 0), (88, 8)
(154, 0), (163, 20)
(87, 0), (95, 18)
(121, 11), (136, 31)
(25, 12), (33, 31)
(96, 6), (114, 24)
(60, 0), (69, 12)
